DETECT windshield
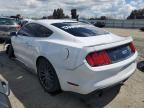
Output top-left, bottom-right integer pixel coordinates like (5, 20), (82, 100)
(52, 22), (109, 37)
(0, 18), (17, 25)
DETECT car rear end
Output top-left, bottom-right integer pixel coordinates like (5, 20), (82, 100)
(64, 37), (137, 94)
(51, 21), (137, 94)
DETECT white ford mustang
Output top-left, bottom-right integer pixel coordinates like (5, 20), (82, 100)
(8, 19), (138, 94)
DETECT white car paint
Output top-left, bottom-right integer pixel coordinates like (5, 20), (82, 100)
(11, 19), (138, 94)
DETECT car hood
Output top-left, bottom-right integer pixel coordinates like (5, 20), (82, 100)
(76, 33), (132, 47)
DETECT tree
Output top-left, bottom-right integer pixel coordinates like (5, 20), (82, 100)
(58, 8), (65, 19)
(71, 9), (79, 19)
(48, 15), (53, 19)
(49, 8), (70, 19)
(100, 16), (107, 20)
(52, 8), (65, 19)
(127, 8), (144, 19)
(64, 15), (70, 18)
(53, 9), (57, 19)
(42, 16), (47, 19)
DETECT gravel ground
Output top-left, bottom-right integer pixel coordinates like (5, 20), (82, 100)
(0, 28), (144, 108)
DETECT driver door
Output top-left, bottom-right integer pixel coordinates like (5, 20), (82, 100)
(12, 24), (34, 67)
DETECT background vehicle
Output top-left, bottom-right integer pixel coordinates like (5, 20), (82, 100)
(77, 18), (91, 24)
(18, 19), (33, 27)
(0, 17), (19, 43)
(9, 20), (137, 94)
(94, 21), (105, 28)
(0, 80), (11, 108)
(140, 27), (144, 31)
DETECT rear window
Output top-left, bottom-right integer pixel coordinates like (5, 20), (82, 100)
(52, 22), (109, 37)
(0, 18), (17, 25)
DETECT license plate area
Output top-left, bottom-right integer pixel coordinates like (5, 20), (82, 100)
(106, 44), (132, 63)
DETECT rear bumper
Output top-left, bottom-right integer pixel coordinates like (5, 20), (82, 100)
(60, 52), (137, 94)
(77, 62), (136, 94)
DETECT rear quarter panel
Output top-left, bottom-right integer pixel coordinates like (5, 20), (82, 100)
(37, 39), (83, 70)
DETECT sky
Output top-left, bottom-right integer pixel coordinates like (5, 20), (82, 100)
(0, 0), (144, 19)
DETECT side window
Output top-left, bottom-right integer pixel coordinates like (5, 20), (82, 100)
(17, 24), (32, 36)
(18, 23), (53, 37)
(37, 25), (53, 37)
(29, 23), (53, 37)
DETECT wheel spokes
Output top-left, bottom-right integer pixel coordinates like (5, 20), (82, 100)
(39, 66), (53, 89)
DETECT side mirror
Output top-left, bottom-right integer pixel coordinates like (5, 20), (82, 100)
(9, 32), (17, 37)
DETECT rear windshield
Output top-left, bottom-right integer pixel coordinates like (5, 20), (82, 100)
(52, 22), (109, 37)
(0, 18), (17, 25)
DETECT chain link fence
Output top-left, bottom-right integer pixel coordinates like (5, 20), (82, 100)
(89, 19), (144, 28)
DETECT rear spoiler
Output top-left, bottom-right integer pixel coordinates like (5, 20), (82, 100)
(84, 36), (133, 51)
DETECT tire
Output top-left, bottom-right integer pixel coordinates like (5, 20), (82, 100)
(37, 58), (61, 94)
(5, 39), (11, 54)
(8, 45), (14, 58)
(0, 38), (5, 44)
(5, 45), (9, 54)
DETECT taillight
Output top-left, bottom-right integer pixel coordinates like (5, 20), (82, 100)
(129, 42), (136, 53)
(86, 50), (111, 67)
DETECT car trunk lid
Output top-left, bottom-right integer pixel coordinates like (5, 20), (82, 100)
(74, 34), (135, 68)
(77, 33), (129, 47)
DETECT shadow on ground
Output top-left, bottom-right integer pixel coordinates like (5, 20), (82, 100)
(137, 61), (144, 73)
(0, 51), (121, 108)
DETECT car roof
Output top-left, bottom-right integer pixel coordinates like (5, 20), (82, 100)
(36, 19), (77, 25)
